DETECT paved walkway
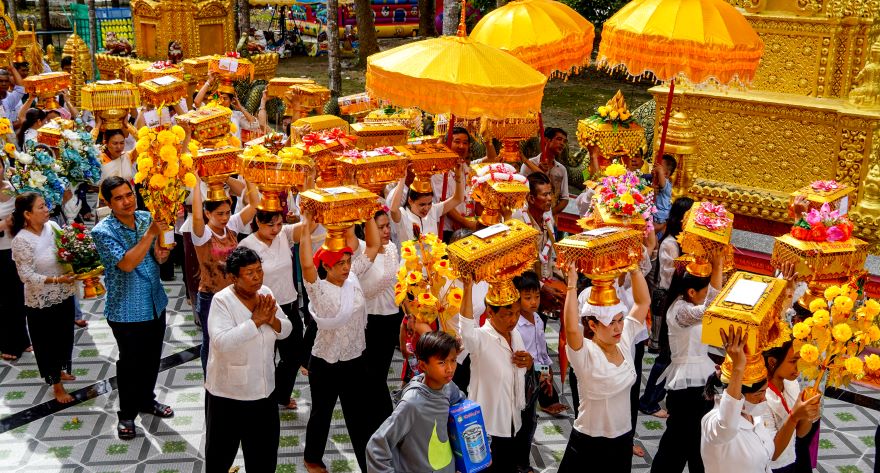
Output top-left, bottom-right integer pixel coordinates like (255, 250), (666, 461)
(0, 273), (877, 472)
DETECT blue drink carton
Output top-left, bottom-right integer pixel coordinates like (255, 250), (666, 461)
(448, 400), (491, 473)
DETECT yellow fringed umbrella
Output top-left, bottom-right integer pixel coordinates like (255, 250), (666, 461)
(365, 22), (546, 119)
(596, 0), (763, 156)
(470, 0), (595, 79)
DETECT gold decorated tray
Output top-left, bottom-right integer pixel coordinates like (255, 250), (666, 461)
(587, 197), (648, 229)
(770, 233), (869, 282)
(554, 227), (644, 277)
(139, 76), (187, 107)
(22, 72), (71, 96)
(267, 77), (315, 97)
(175, 106), (233, 141)
(702, 272), (790, 353)
(351, 123), (409, 150)
(447, 219), (539, 281)
(80, 80), (141, 111)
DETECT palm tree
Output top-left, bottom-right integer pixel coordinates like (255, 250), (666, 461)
(418, 0), (434, 36)
(6, 0), (18, 29)
(353, 0), (379, 63)
(327, 0), (342, 96)
(38, 0), (50, 46)
(239, 0), (251, 37)
(87, 0), (98, 78)
(441, 0), (459, 35)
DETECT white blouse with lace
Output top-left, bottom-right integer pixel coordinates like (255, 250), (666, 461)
(305, 251), (376, 363)
(360, 242), (400, 316)
(12, 221), (76, 308)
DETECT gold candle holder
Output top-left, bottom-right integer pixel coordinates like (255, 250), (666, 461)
(394, 143), (459, 193)
(299, 186), (379, 251)
(238, 148), (313, 212)
(22, 72), (71, 111)
(555, 227), (644, 306)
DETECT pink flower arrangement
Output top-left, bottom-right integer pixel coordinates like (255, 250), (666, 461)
(470, 163), (528, 187)
(597, 171), (655, 221)
(792, 203), (853, 242)
(693, 202), (732, 231)
(338, 147), (401, 159)
(811, 180), (841, 193)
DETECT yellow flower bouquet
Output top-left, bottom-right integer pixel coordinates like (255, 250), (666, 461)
(792, 282), (880, 394)
(133, 125), (197, 246)
(394, 232), (462, 335)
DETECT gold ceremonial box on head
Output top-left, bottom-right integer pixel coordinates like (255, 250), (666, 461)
(555, 227), (644, 306)
(702, 272), (790, 354)
(239, 148), (313, 211)
(658, 1), (880, 252)
(175, 106), (233, 143)
(351, 123), (409, 150)
(337, 150), (409, 195)
(299, 186), (378, 251)
(447, 220), (540, 307)
(130, 0), (235, 60)
(394, 143), (459, 193)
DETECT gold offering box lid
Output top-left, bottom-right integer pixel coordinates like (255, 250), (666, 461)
(484, 116), (540, 140)
(771, 233), (869, 281)
(394, 143), (458, 161)
(22, 72), (70, 93)
(80, 80), (141, 111)
(337, 150), (404, 166)
(208, 56), (254, 79)
(575, 117), (646, 157)
(483, 179), (529, 195)
(791, 183), (854, 211)
(267, 77), (314, 96)
(142, 66), (184, 82)
(198, 145), (243, 159)
(176, 106), (233, 126)
(292, 115), (350, 134)
(351, 123), (409, 136)
(299, 186), (379, 225)
(447, 220), (539, 281)
(703, 272), (789, 351)
(554, 227), (644, 275)
(139, 76), (187, 97)
(290, 82), (330, 96)
(682, 207), (734, 245)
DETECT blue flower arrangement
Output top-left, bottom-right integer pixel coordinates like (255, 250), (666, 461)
(58, 128), (102, 185)
(5, 144), (69, 209)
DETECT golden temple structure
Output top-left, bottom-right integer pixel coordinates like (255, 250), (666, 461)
(130, 0), (235, 59)
(652, 0), (880, 250)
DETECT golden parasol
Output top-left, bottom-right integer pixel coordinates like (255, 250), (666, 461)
(597, 0), (763, 157)
(470, 0), (595, 79)
(365, 6), (546, 120)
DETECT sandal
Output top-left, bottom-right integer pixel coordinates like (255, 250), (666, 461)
(632, 444), (646, 457)
(117, 420), (136, 440)
(142, 402), (174, 418)
(74, 320), (88, 328)
(540, 403), (570, 416)
(282, 398), (297, 410)
(1, 354), (17, 361)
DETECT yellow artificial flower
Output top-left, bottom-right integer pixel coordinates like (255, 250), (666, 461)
(417, 292), (438, 307)
(865, 353), (880, 372)
(183, 172), (197, 188)
(188, 141), (200, 156)
(867, 325), (880, 343)
(157, 130), (176, 146)
(792, 322), (811, 340)
(422, 232), (439, 246)
(137, 157), (154, 171)
(433, 259), (453, 276)
(135, 138), (151, 154)
(149, 174), (167, 189)
(809, 298), (827, 313)
(832, 322), (853, 342)
(605, 163), (626, 177)
(597, 106), (608, 117)
(844, 356), (865, 377)
(620, 111), (631, 121)
(824, 285), (842, 301)
(133, 171), (146, 184)
(799, 344), (819, 363)
(171, 125), (186, 141)
(834, 295), (854, 313)
(137, 126), (152, 139)
(609, 110), (619, 120)
(394, 282), (407, 306)
(229, 121), (238, 133)
(812, 309), (830, 327)
(3, 142), (15, 154)
(180, 154), (193, 168)
(400, 243), (418, 260)
(0, 124), (10, 134)
(447, 287), (463, 307)
(865, 299), (880, 319)
(406, 271), (423, 285)
(159, 145), (178, 162)
(619, 193), (634, 205)
(163, 163), (179, 178)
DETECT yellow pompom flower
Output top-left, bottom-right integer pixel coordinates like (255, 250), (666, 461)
(844, 356), (865, 377)
(809, 298), (827, 313)
(133, 171), (146, 184)
(865, 353), (880, 372)
(171, 125), (186, 141)
(812, 309), (830, 327)
(137, 126), (152, 139)
(605, 163), (626, 178)
(3, 142), (15, 154)
(159, 144), (177, 162)
(792, 322), (810, 340)
(619, 193), (635, 205)
(180, 154), (193, 168)
(229, 136), (241, 148)
(183, 172), (197, 188)
(865, 299), (880, 319)
(163, 164), (179, 178)
(834, 295), (854, 313)
(799, 344), (819, 363)
(149, 174), (167, 189)
(135, 138), (151, 154)
(157, 130), (176, 146)
(137, 157), (154, 171)
(824, 285), (842, 301)
(867, 325), (880, 343)
(188, 141), (200, 156)
(832, 322), (853, 342)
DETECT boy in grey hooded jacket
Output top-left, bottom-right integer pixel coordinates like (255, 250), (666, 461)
(367, 331), (464, 473)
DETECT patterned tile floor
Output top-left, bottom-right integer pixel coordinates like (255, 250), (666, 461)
(0, 272), (877, 472)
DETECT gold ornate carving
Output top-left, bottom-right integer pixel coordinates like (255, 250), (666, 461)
(849, 39), (880, 108)
(132, 0), (235, 59)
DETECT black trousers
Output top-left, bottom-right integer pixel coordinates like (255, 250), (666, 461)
(270, 302), (304, 406)
(0, 249), (29, 357)
(108, 311), (167, 421)
(26, 297), (74, 385)
(205, 391), (279, 473)
(304, 354), (370, 471)
(487, 435), (518, 473)
(453, 354), (471, 396)
(558, 428), (633, 473)
(650, 386), (713, 473)
(364, 311), (404, 433)
(630, 340), (645, 433)
(516, 387), (540, 469)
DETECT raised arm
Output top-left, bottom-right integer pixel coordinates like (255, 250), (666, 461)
(299, 212), (317, 284)
(629, 263), (650, 324)
(440, 163), (466, 215)
(194, 72), (215, 108)
(388, 177), (405, 224)
(563, 263), (584, 351)
(191, 173), (206, 239)
(235, 181), (260, 227)
(363, 215), (381, 261)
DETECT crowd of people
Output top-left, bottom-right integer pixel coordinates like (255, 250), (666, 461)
(0, 63), (875, 473)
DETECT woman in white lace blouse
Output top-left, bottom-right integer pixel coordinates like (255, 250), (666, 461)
(10, 193), (77, 403)
(298, 210), (381, 473)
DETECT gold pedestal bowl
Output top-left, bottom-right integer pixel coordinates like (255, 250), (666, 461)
(485, 116), (540, 165)
(555, 228), (644, 306)
(299, 186), (379, 251)
(76, 266), (106, 299)
(394, 144), (459, 193)
(195, 146), (241, 201)
(239, 152), (313, 212)
(471, 179), (529, 226)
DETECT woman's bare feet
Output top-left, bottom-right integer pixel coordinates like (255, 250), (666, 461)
(540, 403), (570, 416)
(74, 320), (88, 328)
(25, 346), (33, 352)
(283, 398), (298, 410)
(1, 353), (17, 361)
(60, 371), (77, 381)
(53, 383), (74, 404)
(304, 461), (328, 473)
(632, 444), (645, 457)
(651, 408), (669, 418)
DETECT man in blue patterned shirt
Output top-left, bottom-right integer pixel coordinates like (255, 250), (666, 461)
(93, 176), (175, 440)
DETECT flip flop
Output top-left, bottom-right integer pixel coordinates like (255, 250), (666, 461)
(117, 420), (136, 440)
(1, 354), (17, 361)
(142, 402), (174, 418)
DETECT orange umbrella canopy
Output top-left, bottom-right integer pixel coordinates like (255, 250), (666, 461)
(470, 0), (595, 79)
(365, 35), (547, 119)
(597, 0), (764, 84)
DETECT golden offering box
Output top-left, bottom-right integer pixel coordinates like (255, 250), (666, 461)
(288, 83), (331, 110)
(338, 92), (379, 116)
(139, 76), (187, 107)
(394, 143), (459, 193)
(337, 150), (408, 194)
(554, 227), (644, 277)
(292, 115), (350, 134)
(142, 65), (184, 82)
(208, 56), (254, 80)
(182, 56), (211, 83)
(81, 80), (141, 111)
(267, 77), (315, 97)
(22, 72), (70, 96)
(447, 220), (539, 282)
(366, 108), (423, 135)
(175, 106), (233, 142)
(770, 233), (869, 282)
(36, 119), (75, 147)
(790, 183), (855, 215)
(703, 272), (790, 354)
(471, 177), (530, 226)
(351, 123), (409, 150)
(195, 146), (242, 201)
(484, 116), (540, 140)
(576, 117), (646, 159)
(299, 186), (379, 250)
(239, 150), (314, 211)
